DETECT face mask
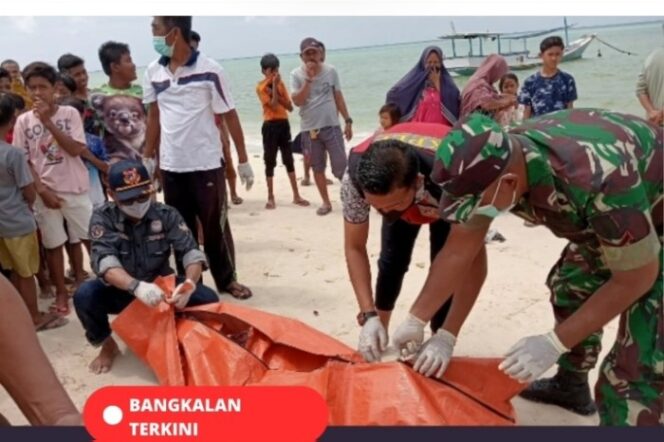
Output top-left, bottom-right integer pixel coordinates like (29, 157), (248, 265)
(153, 35), (173, 57)
(120, 200), (151, 219)
(473, 176), (517, 219)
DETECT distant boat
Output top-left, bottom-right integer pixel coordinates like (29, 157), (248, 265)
(440, 18), (595, 76)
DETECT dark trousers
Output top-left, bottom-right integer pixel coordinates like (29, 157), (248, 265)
(73, 277), (218, 346)
(161, 166), (236, 291)
(376, 218), (452, 332)
(262, 119), (295, 178)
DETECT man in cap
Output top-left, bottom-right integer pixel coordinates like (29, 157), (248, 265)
(342, 122), (468, 363)
(291, 37), (353, 216)
(391, 110), (662, 426)
(73, 160), (218, 374)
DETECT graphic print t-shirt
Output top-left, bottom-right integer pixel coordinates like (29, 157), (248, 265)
(90, 83), (146, 164)
(12, 105), (89, 194)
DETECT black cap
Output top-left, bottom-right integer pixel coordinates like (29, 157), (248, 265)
(300, 37), (323, 54)
(108, 160), (152, 202)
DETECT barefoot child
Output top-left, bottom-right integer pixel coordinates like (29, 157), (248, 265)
(0, 93), (67, 331)
(256, 53), (309, 210)
(12, 62), (93, 316)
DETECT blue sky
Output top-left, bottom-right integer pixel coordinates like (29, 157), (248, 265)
(0, 16), (657, 72)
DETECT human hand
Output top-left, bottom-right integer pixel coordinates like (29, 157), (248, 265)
(391, 313), (426, 359)
(412, 328), (456, 378)
(344, 122), (353, 141)
(167, 279), (196, 310)
(237, 162), (254, 191)
(134, 282), (165, 308)
(358, 316), (388, 362)
(39, 188), (64, 209)
(498, 331), (568, 383)
(646, 109), (663, 125)
(33, 99), (51, 124)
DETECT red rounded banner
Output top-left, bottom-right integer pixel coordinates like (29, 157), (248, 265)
(84, 386), (328, 441)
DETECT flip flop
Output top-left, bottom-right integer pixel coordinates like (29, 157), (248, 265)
(316, 205), (332, 216)
(35, 312), (69, 332)
(293, 198), (310, 207)
(231, 196), (244, 205)
(265, 200), (276, 210)
(49, 300), (71, 316)
(225, 282), (253, 300)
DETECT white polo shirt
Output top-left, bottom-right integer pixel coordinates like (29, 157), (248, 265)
(143, 51), (235, 172)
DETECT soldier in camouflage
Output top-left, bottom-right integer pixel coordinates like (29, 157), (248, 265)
(390, 110), (663, 426)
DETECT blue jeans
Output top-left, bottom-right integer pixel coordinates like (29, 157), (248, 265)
(73, 276), (218, 346)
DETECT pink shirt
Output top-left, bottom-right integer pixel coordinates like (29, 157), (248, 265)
(13, 105), (89, 195)
(413, 87), (449, 125)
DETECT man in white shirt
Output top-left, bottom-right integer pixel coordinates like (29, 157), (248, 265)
(143, 16), (253, 299)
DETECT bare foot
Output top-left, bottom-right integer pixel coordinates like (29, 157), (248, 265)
(325, 178), (334, 185)
(231, 195), (243, 205)
(293, 196), (310, 207)
(89, 338), (120, 374)
(265, 198), (276, 210)
(300, 177), (311, 186)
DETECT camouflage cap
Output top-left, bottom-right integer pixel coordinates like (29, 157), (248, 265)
(431, 113), (512, 223)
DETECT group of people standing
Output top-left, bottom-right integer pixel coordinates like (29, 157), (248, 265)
(0, 15), (661, 428)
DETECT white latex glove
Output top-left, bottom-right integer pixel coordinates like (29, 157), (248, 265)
(237, 162), (254, 191)
(358, 316), (388, 362)
(134, 282), (165, 308)
(169, 279), (196, 310)
(391, 313), (427, 359)
(142, 157), (157, 179)
(413, 328), (456, 378)
(499, 331), (568, 383)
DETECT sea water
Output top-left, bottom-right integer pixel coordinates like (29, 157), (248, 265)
(88, 22), (664, 153)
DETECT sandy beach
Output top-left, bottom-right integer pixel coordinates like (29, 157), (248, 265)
(0, 154), (617, 426)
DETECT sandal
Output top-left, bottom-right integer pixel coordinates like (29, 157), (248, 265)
(35, 312), (69, 332)
(49, 300), (71, 316)
(231, 195), (243, 205)
(316, 205), (332, 216)
(225, 282), (253, 300)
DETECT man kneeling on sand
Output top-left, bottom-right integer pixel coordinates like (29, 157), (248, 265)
(73, 160), (218, 374)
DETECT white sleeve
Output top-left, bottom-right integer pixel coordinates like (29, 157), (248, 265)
(209, 62), (235, 114)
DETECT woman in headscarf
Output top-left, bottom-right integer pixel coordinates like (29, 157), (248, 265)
(459, 54), (515, 120)
(386, 46), (460, 126)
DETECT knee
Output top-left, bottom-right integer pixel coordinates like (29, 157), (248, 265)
(190, 284), (219, 305)
(73, 279), (103, 310)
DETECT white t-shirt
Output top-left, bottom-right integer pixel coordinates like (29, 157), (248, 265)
(143, 51), (235, 172)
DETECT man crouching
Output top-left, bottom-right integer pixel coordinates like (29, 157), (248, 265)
(73, 160), (218, 374)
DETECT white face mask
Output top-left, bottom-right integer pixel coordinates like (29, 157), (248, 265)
(473, 176), (517, 219)
(119, 200), (151, 219)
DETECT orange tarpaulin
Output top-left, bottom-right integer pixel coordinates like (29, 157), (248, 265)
(111, 275), (524, 425)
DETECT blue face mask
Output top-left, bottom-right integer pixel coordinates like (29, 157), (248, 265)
(473, 176), (517, 219)
(153, 33), (173, 57)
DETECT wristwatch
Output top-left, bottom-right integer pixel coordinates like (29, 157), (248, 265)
(345, 117), (353, 125)
(128, 279), (140, 296)
(356, 310), (378, 326)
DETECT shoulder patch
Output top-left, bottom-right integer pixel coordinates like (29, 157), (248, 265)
(90, 224), (105, 240)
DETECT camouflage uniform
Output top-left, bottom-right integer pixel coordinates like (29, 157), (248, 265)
(433, 110), (663, 426)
